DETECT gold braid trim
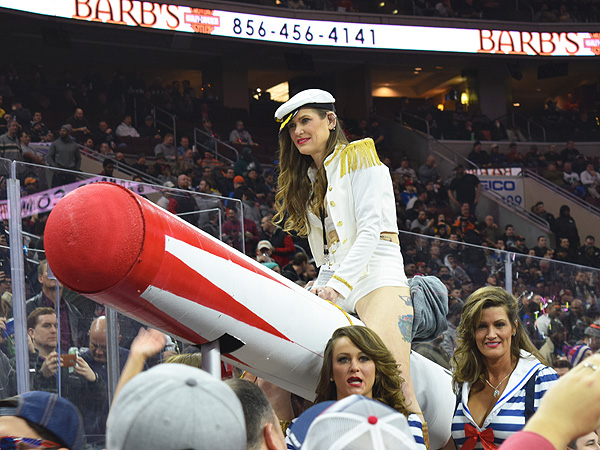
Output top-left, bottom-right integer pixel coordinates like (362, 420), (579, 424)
(326, 300), (355, 325)
(326, 138), (381, 178)
(331, 275), (353, 291)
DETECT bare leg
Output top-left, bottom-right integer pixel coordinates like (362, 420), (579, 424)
(355, 285), (422, 417)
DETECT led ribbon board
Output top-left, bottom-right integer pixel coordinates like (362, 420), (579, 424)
(1, 0), (599, 56)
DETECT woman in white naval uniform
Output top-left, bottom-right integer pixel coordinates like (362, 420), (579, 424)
(272, 89), (423, 420)
(451, 286), (558, 449)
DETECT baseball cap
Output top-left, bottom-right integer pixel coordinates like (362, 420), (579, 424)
(0, 391), (84, 450)
(106, 364), (246, 450)
(258, 240), (274, 251)
(60, 124), (72, 132)
(24, 177), (38, 186)
(584, 321), (600, 338)
(233, 175), (245, 184)
(301, 395), (419, 450)
(287, 401), (336, 450)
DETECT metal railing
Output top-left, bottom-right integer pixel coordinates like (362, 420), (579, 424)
(511, 112), (547, 142)
(193, 127), (239, 164)
(152, 106), (177, 144)
(398, 112), (430, 136)
(79, 144), (162, 185)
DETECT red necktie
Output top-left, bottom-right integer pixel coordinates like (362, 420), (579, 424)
(461, 423), (498, 450)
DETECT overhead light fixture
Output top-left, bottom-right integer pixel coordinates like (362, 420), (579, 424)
(415, 67), (422, 71)
(460, 92), (468, 104)
(392, 9), (398, 13)
(513, 102), (521, 107)
(413, 71), (419, 75)
(437, 104), (444, 111)
(435, 66), (443, 69)
(379, 1), (385, 6)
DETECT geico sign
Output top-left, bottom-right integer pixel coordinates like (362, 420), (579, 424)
(481, 180), (516, 191)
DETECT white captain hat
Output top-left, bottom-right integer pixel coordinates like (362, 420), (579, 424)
(274, 89), (336, 132)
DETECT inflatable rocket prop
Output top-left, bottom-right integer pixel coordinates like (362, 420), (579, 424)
(44, 182), (453, 448)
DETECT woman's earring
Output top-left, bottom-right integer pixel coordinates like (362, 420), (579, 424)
(512, 331), (516, 336)
(330, 377), (333, 381)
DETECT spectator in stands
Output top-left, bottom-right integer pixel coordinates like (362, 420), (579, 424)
(417, 155), (441, 186)
(580, 163), (600, 198)
(499, 224), (517, 248)
(543, 162), (564, 186)
(226, 378), (287, 450)
(555, 238), (576, 263)
(561, 140), (580, 163)
(106, 364), (246, 450)
(467, 141), (490, 168)
(563, 161), (582, 189)
(79, 316), (129, 446)
(92, 120), (116, 149)
(532, 201), (555, 229)
(411, 210), (434, 233)
(65, 108), (91, 142)
(26, 260), (85, 348)
(229, 120), (257, 146)
(561, 298), (586, 344)
(537, 302), (562, 339)
(260, 213), (296, 268)
(577, 235), (600, 268)
(453, 202), (478, 232)
(99, 159), (115, 178)
(448, 164), (481, 213)
(539, 318), (566, 365)
(131, 153), (147, 174)
(138, 115), (161, 139)
(115, 115), (140, 138)
(478, 215), (500, 246)
(222, 207), (244, 251)
(0, 391), (85, 450)
(245, 168), (269, 200)
(554, 205), (580, 249)
(506, 142), (525, 166)
(10, 98), (31, 128)
(508, 235), (528, 255)
(217, 167), (235, 197)
(281, 252), (308, 284)
(27, 308), (104, 415)
(201, 149), (220, 170)
(167, 174), (198, 225)
(368, 117), (388, 153)
(544, 144), (561, 165)
(177, 136), (191, 157)
(490, 120), (508, 141)
(524, 144), (546, 168)
(489, 143), (507, 166)
(0, 120), (23, 170)
(48, 125), (81, 186)
(533, 235), (550, 257)
(154, 133), (176, 161)
(394, 157), (417, 179)
(234, 147), (262, 177)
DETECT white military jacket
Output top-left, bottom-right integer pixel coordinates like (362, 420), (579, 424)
(306, 138), (398, 299)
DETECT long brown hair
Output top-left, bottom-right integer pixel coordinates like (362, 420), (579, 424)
(451, 286), (547, 391)
(273, 108), (348, 236)
(315, 326), (411, 416)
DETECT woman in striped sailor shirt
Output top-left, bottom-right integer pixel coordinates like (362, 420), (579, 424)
(450, 286), (558, 449)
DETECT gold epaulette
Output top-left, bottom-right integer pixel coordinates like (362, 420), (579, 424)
(326, 138), (381, 177)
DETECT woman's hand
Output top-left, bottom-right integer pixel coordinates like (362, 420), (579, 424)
(310, 286), (339, 302)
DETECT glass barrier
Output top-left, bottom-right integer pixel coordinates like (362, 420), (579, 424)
(6, 160), (246, 448)
(7, 159), (599, 446)
(400, 229), (600, 369)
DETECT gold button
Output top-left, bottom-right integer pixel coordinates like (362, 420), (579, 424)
(328, 186), (333, 191)
(330, 201), (335, 207)
(342, 239), (347, 244)
(331, 249), (336, 254)
(337, 221), (343, 226)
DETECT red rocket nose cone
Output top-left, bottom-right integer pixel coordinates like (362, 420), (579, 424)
(45, 182), (145, 294)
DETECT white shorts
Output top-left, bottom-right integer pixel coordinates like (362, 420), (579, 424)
(334, 238), (409, 314)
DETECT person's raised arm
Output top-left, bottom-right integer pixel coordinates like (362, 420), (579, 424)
(113, 327), (166, 400)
